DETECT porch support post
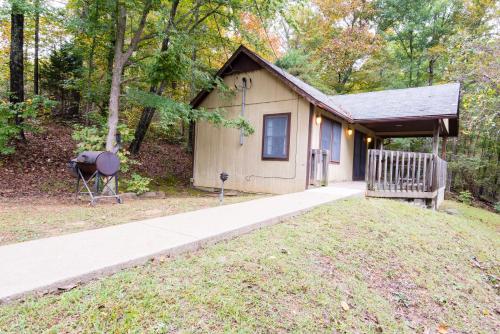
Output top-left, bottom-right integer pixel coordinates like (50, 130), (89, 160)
(441, 136), (447, 160)
(432, 120), (440, 156)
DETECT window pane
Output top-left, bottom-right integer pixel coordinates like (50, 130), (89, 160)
(321, 120), (332, 152)
(263, 115), (289, 159)
(321, 119), (341, 162)
(332, 122), (342, 162)
(267, 117), (286, 137)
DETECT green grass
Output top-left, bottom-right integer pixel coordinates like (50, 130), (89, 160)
(0, 198), (498, 333)
(0, 191), (262, 246)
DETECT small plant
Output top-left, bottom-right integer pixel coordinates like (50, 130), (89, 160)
(458, 190), (473, 205)
(0, 96), (55, 155)
(72, 122), (136, 172)
(126, 173), (151, 195)
(494, 202), (500, 213)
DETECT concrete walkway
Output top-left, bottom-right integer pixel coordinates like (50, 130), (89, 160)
(0, 182), (364, 302)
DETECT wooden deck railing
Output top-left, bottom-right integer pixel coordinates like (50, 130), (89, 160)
(366, 149), (447, 197)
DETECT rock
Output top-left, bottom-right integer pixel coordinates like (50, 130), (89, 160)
(445, 208), (459, 215)
(120, 192), (137, 200)
(140, 191), (158, 199)
(58, 283), (77, 291)
(139, 191), (166, 199)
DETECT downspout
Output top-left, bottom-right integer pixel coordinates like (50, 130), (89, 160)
(305, 103), (314, 189)
(240, 77), (247, 145)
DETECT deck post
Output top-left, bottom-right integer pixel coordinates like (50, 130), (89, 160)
(432, 120), (440, 156)
(441, 136), (447, 159)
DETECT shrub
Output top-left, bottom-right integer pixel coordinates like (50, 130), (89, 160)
(494, 202), (500, 213)
(126, 173), (151, 195)
(0, 96), (55, 155)
(458, 190), (473, 205)
(72, 122), (136, 172)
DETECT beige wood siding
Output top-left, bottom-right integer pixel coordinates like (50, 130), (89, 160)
(193, 69), (310, 194)
(310, 106), (375, 182)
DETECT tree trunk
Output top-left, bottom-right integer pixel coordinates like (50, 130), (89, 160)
(428, 58), (435, 86)
(105, 0), (152, 152)
(10, 2), (25, 141)
(105, 5), (126, 152)
(34, 0), (40, 95)
(129, 0), (180, 155)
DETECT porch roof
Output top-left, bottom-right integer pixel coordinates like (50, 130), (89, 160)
(329, 83), (460, 137)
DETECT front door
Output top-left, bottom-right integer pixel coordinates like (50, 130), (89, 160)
(353, 130), (367, 181)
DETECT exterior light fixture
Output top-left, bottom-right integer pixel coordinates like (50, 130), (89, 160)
(367, 137), (372, 143)
(347, 127), (353, 136)
(315, 114), (322, 125)
(219, 172), (229, 204)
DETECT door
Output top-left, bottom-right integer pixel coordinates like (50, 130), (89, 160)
(353, 130), (367, 181)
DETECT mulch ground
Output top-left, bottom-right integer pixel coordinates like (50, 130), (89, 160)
(0, 123), (193, 199)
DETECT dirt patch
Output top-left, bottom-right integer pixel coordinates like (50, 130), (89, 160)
(0, 123), (75, 198)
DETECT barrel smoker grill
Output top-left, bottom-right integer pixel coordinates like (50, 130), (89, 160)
(69, 151), (122, 204)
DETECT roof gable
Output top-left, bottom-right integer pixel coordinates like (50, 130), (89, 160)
(191, 45), (351, 121)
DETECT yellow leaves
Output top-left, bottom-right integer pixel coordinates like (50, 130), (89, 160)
(437, 323), (449, 334)
(428, 44), (446, 56)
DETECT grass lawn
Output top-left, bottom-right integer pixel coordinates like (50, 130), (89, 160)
(0, 198), (498, 333)
(0, 190), (262, 246)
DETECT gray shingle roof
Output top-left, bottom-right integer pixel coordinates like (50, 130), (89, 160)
(253, 49), (459, 122)
(191, 45), (460, 126)
(328, 83), (460, 121)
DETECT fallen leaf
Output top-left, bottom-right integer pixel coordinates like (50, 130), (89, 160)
(341, 300), (350, 311)
(437, 323), (449, 334)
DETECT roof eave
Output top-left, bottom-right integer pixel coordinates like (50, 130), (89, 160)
(353, 113), (458, 124)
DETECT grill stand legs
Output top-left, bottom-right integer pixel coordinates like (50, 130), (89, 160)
(75, 169), (122, 205)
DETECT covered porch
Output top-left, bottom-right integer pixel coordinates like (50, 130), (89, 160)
(328, 83), (460, 209)
(362, 118), (450, 208)
(365, 148), (447, 207)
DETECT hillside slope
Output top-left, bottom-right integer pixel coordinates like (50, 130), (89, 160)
(0, 123), (193, 198)
(0, 198), (498, 333)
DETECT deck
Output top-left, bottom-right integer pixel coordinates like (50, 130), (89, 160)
(365, 149), (447, 208)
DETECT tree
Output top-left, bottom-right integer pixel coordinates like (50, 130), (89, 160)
(128, 0), (179, 154)
(275, 0), (381, 93)
(33, 0), (39, 95)
(275, 49), (331, 93)
(129, 0), (260, 154)
(9, 0), (25, 141)
(316, 0), (381, 92)
(40, 42), (83, 117)
(105, 0), (152, 152)
(375, 0), (462, 87)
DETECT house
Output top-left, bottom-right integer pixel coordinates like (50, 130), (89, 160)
(190, 45), (460, 207)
